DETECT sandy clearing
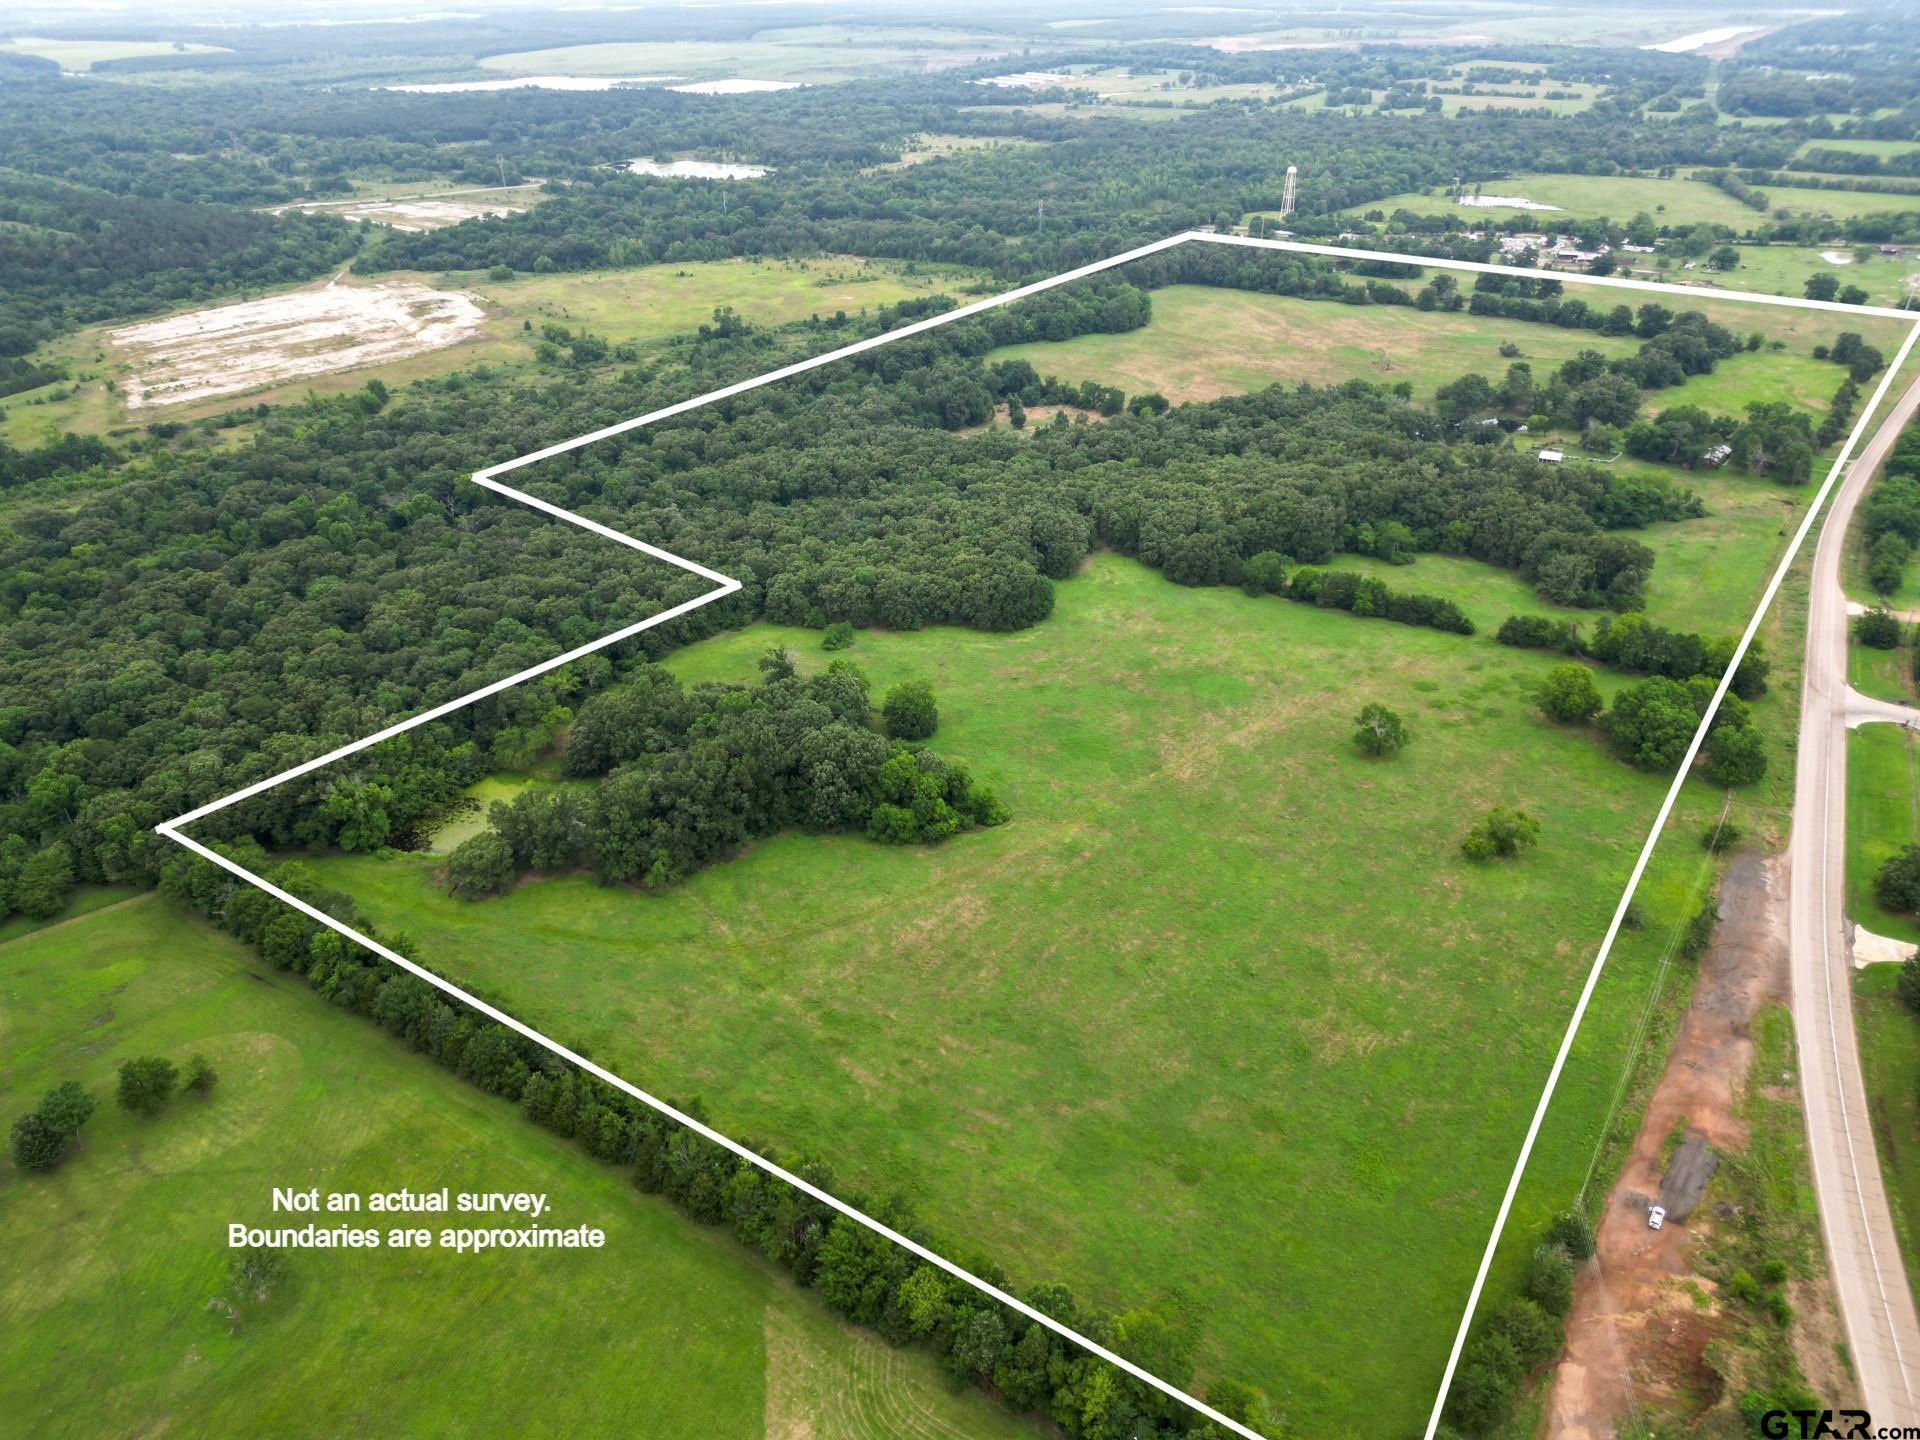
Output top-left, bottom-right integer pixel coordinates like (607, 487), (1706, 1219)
(382, 74), (680, 92)
(1643, 25), (1768, 54)
(1459, 193), (1562, 211)
(110, 280), (487, 409)
(333, 198), (525, 230)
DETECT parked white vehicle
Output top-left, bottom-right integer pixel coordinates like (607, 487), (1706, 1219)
(1647, 1205), (1666, 1231)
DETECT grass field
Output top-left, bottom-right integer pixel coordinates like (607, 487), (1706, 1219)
(0, 256), (978, 441)
(309, 553), (1743, 1430)
(1796, 139), (1920, 161)
(476, 27), (1020, 85)
(1846, 723), (1920, 946)
(0, 36), (231, 69)
(985, 283), (1883, 423)
(1695, 245), (1919, 310)
(1850, 635), (1916, 706)
(0, 884), (142, 945)
(1332, 467), (1802, 640)
(0, 896), (1040, 1439)
(1854, 965), (1920, 1305)
(1342, 172), (1920, 230)
(990, 284), (1645, 405)
(866, 134), (1046, 171)
(1664, 347), (1853, 421)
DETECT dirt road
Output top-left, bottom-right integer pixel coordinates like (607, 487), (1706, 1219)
(1548, 854), (1800, 1435)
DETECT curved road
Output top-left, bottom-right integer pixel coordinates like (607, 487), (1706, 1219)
(1791, 362), (1920, 1426)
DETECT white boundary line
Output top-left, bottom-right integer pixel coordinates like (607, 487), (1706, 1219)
(149, 231), (1920, 1440)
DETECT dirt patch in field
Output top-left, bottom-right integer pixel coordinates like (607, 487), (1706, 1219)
(110, 278), (487, 408)
(1546, 852), (1852, 1434)
(332, 198), (527, 231)
(960, 402), (1109, 435)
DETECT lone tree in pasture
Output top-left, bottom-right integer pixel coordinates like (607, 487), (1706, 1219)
(1462, 806), (1541, 861)
(117, 1056), (179, 1118)
(1536, 664), (1603, 724)
(230, 1246), (289, 1303)
(184, 1055), (219, 1098)
(882, 680), (938, 741)
(1352, 703), (1409, 757)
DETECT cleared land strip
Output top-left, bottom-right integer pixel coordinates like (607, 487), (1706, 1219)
(151, 233), (1920, 1440)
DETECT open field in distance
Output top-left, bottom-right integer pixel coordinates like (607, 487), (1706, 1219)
(1343, 172), (1920, 229)
(0, 256), (980, 442)
(987, 283), (1904, 422)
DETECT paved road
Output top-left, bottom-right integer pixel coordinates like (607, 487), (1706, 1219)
(1790, 364), (1920, 1425)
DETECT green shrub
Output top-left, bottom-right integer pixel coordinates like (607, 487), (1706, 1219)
(1854, 607), (1902, 649)
(1463, 806), (1541, 861)
(881, 680), (937, 741)
(117, 1056), (179, 1118)
(1544, 1212), (1596, 1261)
(1522, 1246), (1575, 1316)
(446, 830), (517, 899)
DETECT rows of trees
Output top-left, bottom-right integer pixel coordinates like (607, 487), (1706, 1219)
(1498, 611), (1771, 698)
(154, 838), (1271, 1436)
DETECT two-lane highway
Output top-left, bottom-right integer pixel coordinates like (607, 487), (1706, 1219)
(1790, 360), (1920, 1425)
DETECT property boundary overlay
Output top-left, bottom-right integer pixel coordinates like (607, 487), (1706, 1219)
(151, 231), (1920, 1440)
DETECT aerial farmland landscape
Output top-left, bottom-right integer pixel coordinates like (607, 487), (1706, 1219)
(3, 2), (1920, 1438)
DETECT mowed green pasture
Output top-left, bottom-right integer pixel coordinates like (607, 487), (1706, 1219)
(985, 283), (1890, 422)
(1334, 467), (1803, 639)
(313, 555), (1735, 1430)
(1799, 139), (1920, 161)
(1846, 723), (1920, 946)
(990, 284), (1645, 405)
(0, 36), (231, 69)
(1850, 635), (1916, 706)
(1854, 964), (1920, 1300)
(1691, 244), (1919, 309)
(0, 898), (1039, 1440)
(1340, 172), (1920, 229)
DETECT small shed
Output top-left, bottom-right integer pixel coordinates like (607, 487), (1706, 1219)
(1537, 447), (1564, 463)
